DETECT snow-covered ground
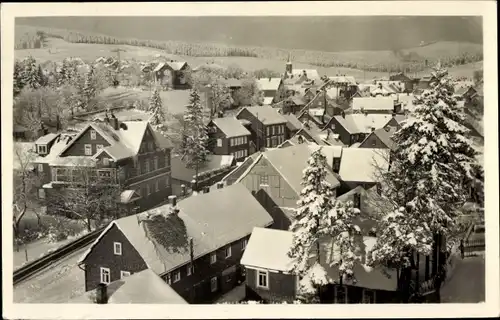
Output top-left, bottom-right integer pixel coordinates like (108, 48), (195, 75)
(441, 255), (485, 303)
(14, 237), (75, 269)
(14, 244), (90, 303)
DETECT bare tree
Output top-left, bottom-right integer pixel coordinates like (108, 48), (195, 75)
(13, 144), (44, 247)
(49, 164), (123, 232)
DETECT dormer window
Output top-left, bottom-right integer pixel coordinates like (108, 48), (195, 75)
(37, 145), (47, 155)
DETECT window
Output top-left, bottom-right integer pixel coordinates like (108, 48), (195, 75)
(37, 163), (44, 173)
(244, 149), (248, 157)
(225, 246), (232, 258)
(217, 139), (222, 147)
(173, 271), (181, 283)
(257, 270), (269, 289)
(113, 242), (122, 255)
(210, 252), (217, 264)
(146, 184), (151, 195)
(266, 138), (271, 147)
(362, 289), (376, 303)
(145, 161), (150, 173)
(242, 239), (248, 251)
(166, 273), (172, 284)
(120, 271), (131, 279)
(98, 170), (111, 179)
(153, 157), (159, 170)
(266, 127), (270, 136)
(165, 153), (170, 167)
(137, 160), (142, 175)
(38, 188), (46, 199)
(84, 144), (92, 156)
(100, 267), (111, 284)
(103, 158), (110, 166)
(37, 145), (47, 154)
(187, 264), (194, 276)
(96, 144), (104, 150)
(90, 130), (97, 140)
(259, 175), (269, 186)
(334, 285), (348, 303)
(165, 175), (170, 188)
(211, 277), (218, 292)
(271, 126), (275, 135)
(155, 180), (160, 192)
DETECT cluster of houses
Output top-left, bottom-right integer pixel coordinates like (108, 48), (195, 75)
(25, 57), (483, 305)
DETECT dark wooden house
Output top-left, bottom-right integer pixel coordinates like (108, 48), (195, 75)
(207, 117), (251, 161)
(153, 61), (191, 90)
(78, 183), (273, 304)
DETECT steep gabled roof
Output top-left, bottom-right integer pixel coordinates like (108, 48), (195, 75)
(79, 184), (273, 274)
(339, 148), (390, 183)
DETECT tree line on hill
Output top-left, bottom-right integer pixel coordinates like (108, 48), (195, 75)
(17, 28), (483, 73)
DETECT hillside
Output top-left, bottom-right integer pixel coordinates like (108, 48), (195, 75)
(14, 36), (482, 81)
(14, 24), (483, 74)
(16, 16), (483, 52)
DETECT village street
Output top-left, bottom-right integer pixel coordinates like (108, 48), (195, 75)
(441, 255), (485, 303)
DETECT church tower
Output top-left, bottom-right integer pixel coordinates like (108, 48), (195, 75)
(285, 53), (292, 75)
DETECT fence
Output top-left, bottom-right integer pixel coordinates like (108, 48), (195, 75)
(462, 239), (485, 257)
(13, 227), (105, 285)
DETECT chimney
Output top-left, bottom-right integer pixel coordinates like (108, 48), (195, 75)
(392, 112), (396, 118)
(180, 184), (186, 196)
(96, 283), (108, 304)
(371, 127), (375, 132)
(168, 195), (177, 206)
(341, 111), (346, 118)
(217, 182), (224, 189)
(204, 186), (210, 194)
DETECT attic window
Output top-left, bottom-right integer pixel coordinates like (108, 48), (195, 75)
(113, 242), (122, 255)
(90, 130), (97, 140)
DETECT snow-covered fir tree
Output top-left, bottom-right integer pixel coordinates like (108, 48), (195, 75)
(13, 60), (25, 96)
(82, 65), (97, 107)
(288, 148), (336, 275)
(368, 63), (481, 300)
(181, 89), (209, 169)
(324, 200), (362, 284)
(148, 88), (166, 126)
(20, 56), (41, 90)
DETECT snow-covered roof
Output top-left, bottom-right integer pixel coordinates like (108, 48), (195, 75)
(242, 227), (399, 291)
(241, 227), (295, 272)
(394, 93), (418, 113)
(211, 117), (251, 138)
(361, 126), (397, 150)
(68, 269), (188, 304)
(236, 144), (341, 194)
(263, 97), (274, 105)
(256, 78), (282, 92)
(289, 69), (320, 80)
(352, 97), (395, 112)
(120, 190), (141, 204)
(334, 114), (393, 134)
(35, 133), (60, 145)
(170, 154), (235, 182)
(328, 75), (357, 85)
(308, 108), (325, 117)
(339, 148), (390, 183)
(237, 106), (288, 125)
(79, 184), (273, 274)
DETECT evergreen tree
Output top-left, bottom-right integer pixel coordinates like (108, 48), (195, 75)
(368, 63), (480, 300)
(180, 89), (209, 169)
(323, 200), (363, 284)
(287, 148), (336, 275)
(20, 56), (41, 90)
(148, 88), (166, 126)
(13, 60), (24, 96)
(37, 64), (47, 87)
(82, 65), (97, 107)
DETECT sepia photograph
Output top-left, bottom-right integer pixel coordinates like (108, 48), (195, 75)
(1, 1), (498, 319)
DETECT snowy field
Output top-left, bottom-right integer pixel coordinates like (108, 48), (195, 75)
(14, 244), (90, 303)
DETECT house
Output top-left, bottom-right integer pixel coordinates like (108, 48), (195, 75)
(326, 113), (394, 146)
(415, 75), (437, 90)
(282, 95), (306, 114)
(222, 78), (243, 91)
(170, 154), (236, 195)
(283, 57), (321, 85)
(327, 75), (359, 99)
(68, 269), (188, 304)
(282, 113), (303, 138)
(389, 72), (416, 92)
(153, 60), (191, 89)
(13, 124), (28, 141)
(352, 97), (399, 114)
(236, 106), (288, 150)
(289, 120), (344, 147)
(240, 227), (400, 303)
(33, 115), (173, 215)
(373, 80), (405, 94)
(256, 78), (285, 103)
(336, 148), (389, 193)
(235, 144), (342, 230)
(359, 126), (397, 150)
(34, 133), (60, 156)
(207, 117), (251, 161)
(77, 183), (274, 304)
(219, 152), (263, 186)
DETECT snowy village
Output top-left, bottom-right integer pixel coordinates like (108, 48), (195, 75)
(10, 16), (485, 306)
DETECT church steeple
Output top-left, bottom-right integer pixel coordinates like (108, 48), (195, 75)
(285, 52), (292, 74)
